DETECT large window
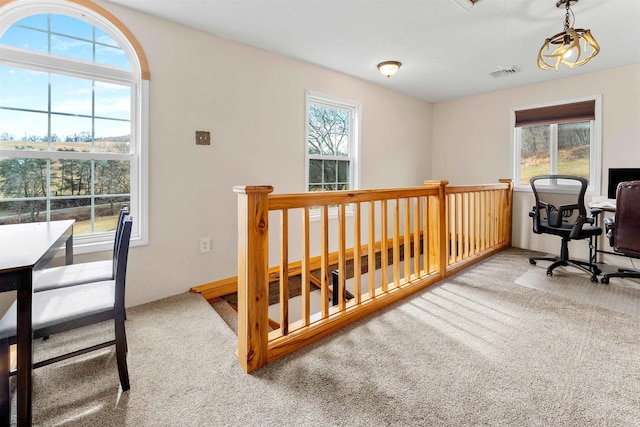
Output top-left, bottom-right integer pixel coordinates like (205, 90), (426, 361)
(306, 91), (360, 192)
(0, 2), (148, 253)
(512, 96), (601, 194)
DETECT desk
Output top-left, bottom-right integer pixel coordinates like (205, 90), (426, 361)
(0, 220), (74, 426)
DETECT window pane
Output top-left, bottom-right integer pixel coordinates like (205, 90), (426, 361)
(0, 200), (46, 224)
(94, 82), (130, 120)
(337, 160), (349, 183)
(0, 110), (48, 149)
(323, 160), (337, 184)
(308, 104), (349, 156)
(519, 125), (550, 185)
(309, 159), (322, 184)
(0, 66), (48, 111)
(95, 28), (119, 48)
(50, 34), (93, 62)
(95, 119), (130, 153)
(50, 14), (93, 40)
(95, 196), (129, 232)
(0, 25), (48, 52)
(0, 157), (48, 199)
(51, 115), (93, 152)
(51, 158), (92, 196)
(51, 74), (93, 115)
(557, 121), (590, 179)
(13, 15), (48, 31)
(96, 44), (130, 69)
(94, 160), (130, 195)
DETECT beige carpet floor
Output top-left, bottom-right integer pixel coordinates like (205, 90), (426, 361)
(10, 248), (640, 426)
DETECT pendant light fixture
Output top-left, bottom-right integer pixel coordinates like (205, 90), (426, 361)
(537, 0), (599, 71)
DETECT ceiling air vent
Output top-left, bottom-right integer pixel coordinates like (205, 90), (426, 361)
(489, 66), (519, 78)
(452, 0), (479, 11)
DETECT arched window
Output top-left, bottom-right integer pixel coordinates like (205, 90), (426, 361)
(0, 0), (149, 253)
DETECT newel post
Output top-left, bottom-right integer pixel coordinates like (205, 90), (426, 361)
(424, 180), (449, 279)
(234, 185), (273, 373)
(499, 179), (514, 247)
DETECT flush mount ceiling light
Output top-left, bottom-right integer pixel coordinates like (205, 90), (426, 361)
(538, 0), (599, 71)
(377, 61), (401, 78)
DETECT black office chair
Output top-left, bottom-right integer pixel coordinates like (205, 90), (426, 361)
(528, 175), (602, 282)
(0, 216), (133, 424)
(601, 181), (640, 284)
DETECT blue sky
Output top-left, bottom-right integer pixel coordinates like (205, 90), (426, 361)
(0, 14), (132, 143)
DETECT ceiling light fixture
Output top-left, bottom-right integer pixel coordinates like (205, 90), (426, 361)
(377, 61), (401, 78)
(537, 0), (599, 71)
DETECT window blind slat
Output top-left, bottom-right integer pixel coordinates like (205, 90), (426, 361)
(515, 100), (595, 127)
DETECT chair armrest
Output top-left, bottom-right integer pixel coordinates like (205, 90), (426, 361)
(604, 217), (615, 246)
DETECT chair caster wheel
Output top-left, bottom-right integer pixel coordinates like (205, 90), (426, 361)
(530, 259), (536, 265)
(546, 269), (553, 277)
(601, 277), (610, 284)
(591, 276), (598, 283)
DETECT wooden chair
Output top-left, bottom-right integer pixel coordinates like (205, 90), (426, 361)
(0, 215), (133, 424)
(601, 181), (640, 284)
(34, 206), (129, 292)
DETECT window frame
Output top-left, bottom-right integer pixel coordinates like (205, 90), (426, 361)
(510, 95), (602, 196)
(305, 90), (361, 194)
(0, 0), (149, 254)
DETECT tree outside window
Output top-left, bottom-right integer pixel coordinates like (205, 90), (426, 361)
(306, 93), (359, 192)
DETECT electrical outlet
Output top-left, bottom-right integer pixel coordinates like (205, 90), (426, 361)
(199, 237), (211, 254)
(195, 130), (211, 145)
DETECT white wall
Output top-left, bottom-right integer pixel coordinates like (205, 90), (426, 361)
(80, 1), (432, 307)
(431, 64), (640, 257)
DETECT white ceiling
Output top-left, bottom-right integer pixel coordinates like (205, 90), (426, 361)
(106, 0), (640, 102)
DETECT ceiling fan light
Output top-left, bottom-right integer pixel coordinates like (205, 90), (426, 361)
(377, 61), (401, 78)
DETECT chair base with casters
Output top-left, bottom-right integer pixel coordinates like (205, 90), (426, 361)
(601, 267), (640, 284)
(529, 232), (601, 283)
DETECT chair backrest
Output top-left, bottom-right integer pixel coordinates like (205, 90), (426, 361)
(613, 181), (640, 258)
(530, 175), (589, 238)
(114, 215), (133, 312)
(112, 206), (129, 276)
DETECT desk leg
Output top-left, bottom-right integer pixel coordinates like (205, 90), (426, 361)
(65, 234), (73, 265)
(16, 270), (33, 426)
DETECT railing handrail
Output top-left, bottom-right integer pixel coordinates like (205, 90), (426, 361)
(268, 185), (440, 210)
(234, 179), (513, 373)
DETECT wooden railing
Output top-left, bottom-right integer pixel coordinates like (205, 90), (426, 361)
(234, 179), (512, 373)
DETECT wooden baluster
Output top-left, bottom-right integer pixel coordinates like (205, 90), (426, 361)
(301, 207), (310, 326)
(470, 192), (477, 256)
(413, 197), (420, 279)
(393, 199), (400, 287)
(381, 200), (389, 292)
(234, 185), (272, 373)
(403, 198), (411, 282)
(368, 201), (376, 298)
(279, 209), (289, 335)
(423, 196), (429, 274)
(449, 193), (456, 265)
(321, 205), (329, 318)
(338, 203), (347, 310)
(353, 202), (362, 304)
(456, 193), (463, 262)
(480, 191), (486, 251)
(463, 192), (469, 259)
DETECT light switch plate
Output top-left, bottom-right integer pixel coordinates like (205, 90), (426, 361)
(196, 131), (211, 145)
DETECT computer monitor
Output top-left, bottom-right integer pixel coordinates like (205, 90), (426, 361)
(608, 168), (640, 199)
